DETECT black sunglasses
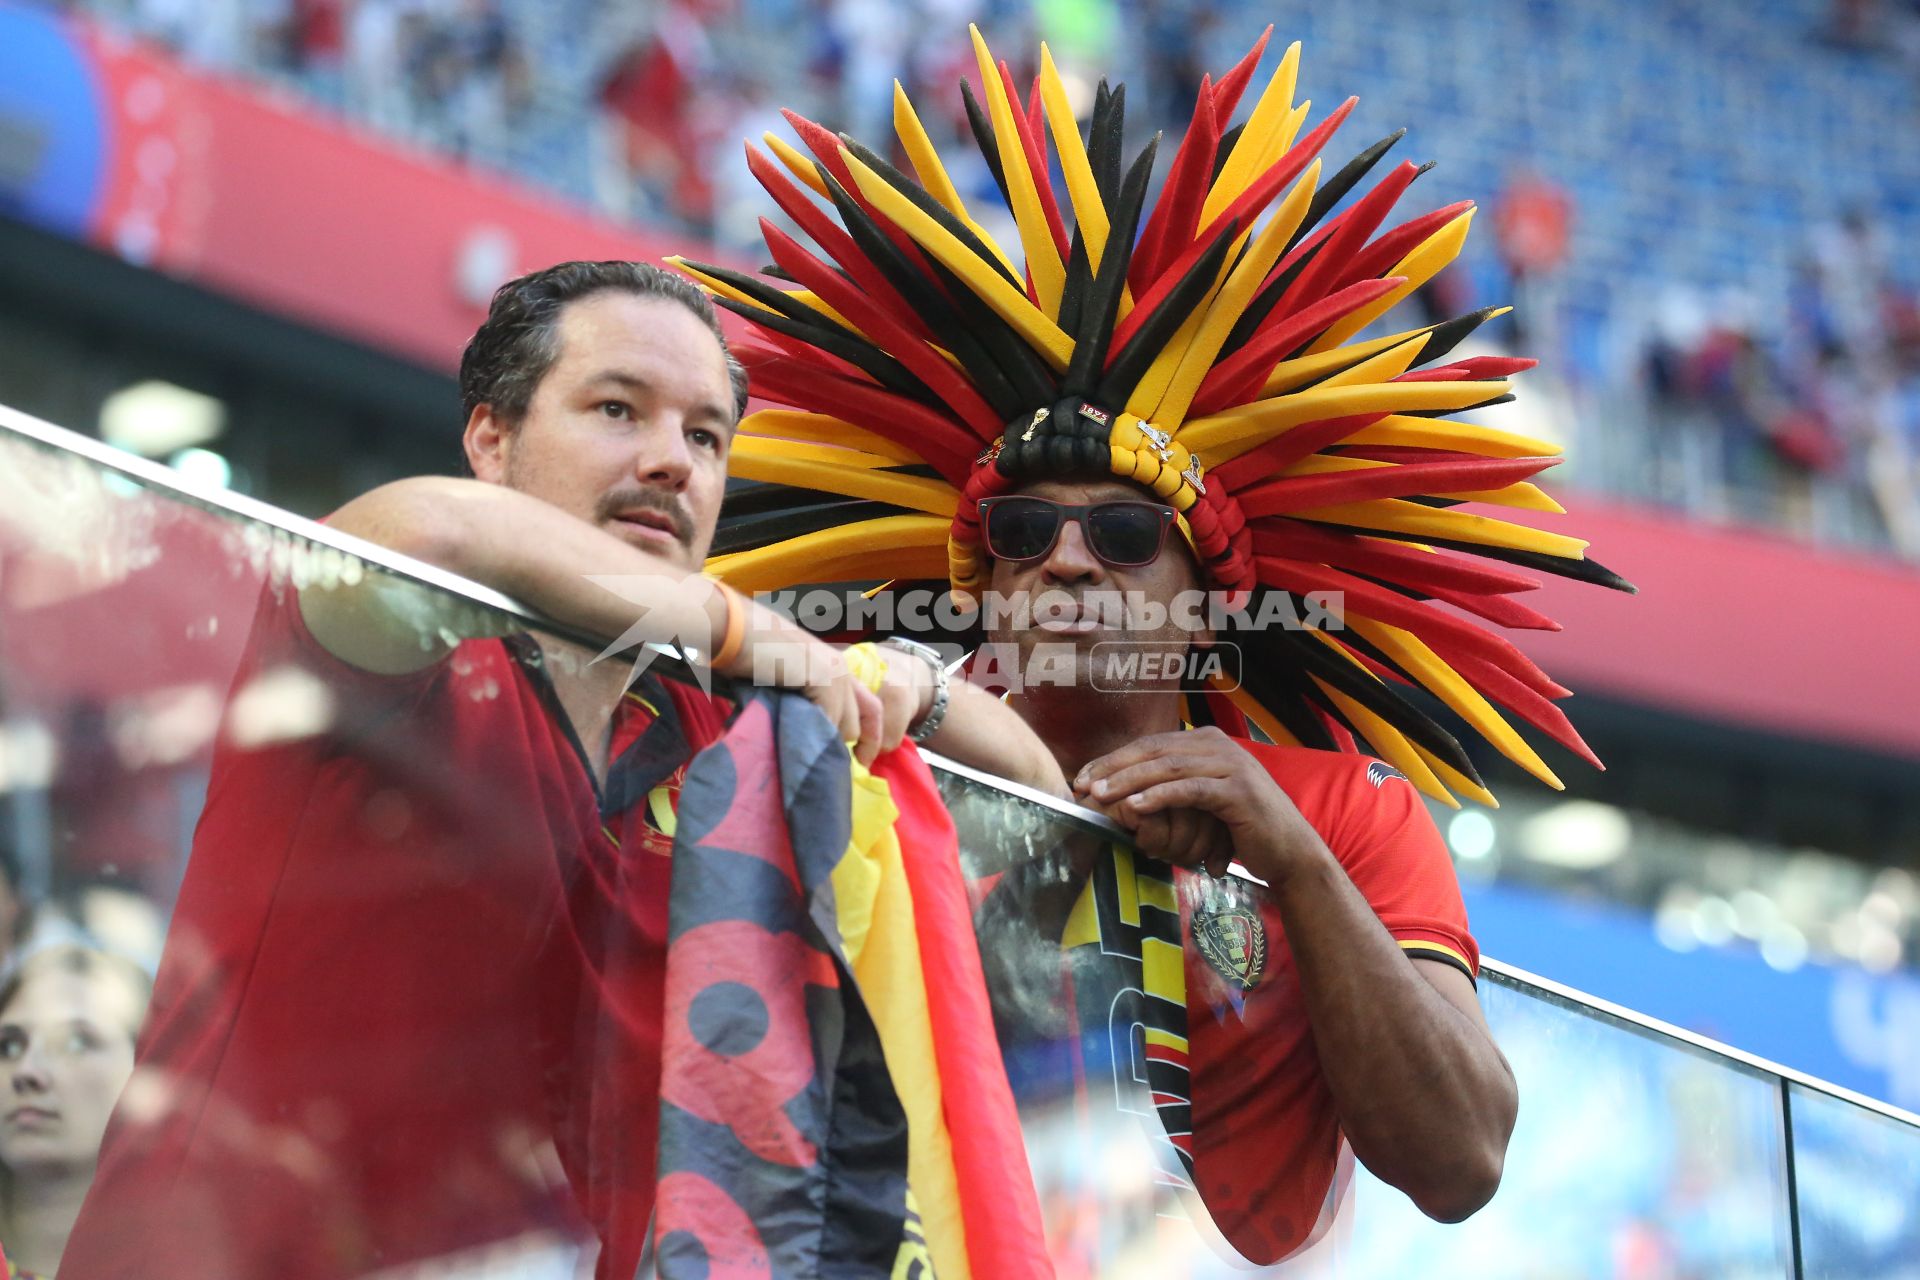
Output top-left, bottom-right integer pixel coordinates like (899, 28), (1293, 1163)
(978, 496), (1179, 568)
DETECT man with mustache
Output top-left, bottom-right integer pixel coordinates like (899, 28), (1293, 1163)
(62, 260), (1063, 1280)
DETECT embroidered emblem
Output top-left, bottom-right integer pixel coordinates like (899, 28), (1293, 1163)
(975, 435), (1004, 466)
(1019, 405), (1051, 441)
(1367, 760), (1408, 788)
(1193, 901), (1266, 990)
(1078, 403), (1111, 426)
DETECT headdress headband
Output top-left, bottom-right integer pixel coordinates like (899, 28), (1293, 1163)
(675, 27), (1634, 805)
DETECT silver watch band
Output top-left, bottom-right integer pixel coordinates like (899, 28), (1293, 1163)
(879, 636), (950, 743)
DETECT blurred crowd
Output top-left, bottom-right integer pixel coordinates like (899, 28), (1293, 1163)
(1633, 209), (1920, 553)
(49, 0), (1920, 558)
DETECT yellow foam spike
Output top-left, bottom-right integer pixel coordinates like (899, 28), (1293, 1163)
(843, 147), (1073, 371)
(706, 517), (952, 591)
(1413, 745), (1501, 809)
(1318, 332), (1432, 388)
(1309, 675), (1458, 807)
(669, 258), (857, 333)
(1038, 44), (1110, 270)
(764, 132), (831, 198)
(968, 25), (1065, 317)
(1151, 159), (1322, 429)
(727, 447), (960, 516)
(740, 411), (924, 463)
(1307, 209), (1476, 355)
(1447, 481), (1566, 514)
(731, 436), (901, 470)
(1201, 40), (1301, 226)
(1261, 324), (1436, 395)
(1180, 379), (1513, 460)
(892, 82), (1023, 282)
(1289, 496), (1587, 559)
(1343, 615), (1563, 789)
(1345, 415), (1561, 459)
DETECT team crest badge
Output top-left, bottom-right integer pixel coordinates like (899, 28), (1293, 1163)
(1193, 902), (1267, 990)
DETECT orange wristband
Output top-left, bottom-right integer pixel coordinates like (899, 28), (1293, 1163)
(709, 580), (747, 669)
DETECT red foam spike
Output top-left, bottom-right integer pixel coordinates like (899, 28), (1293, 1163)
(1330, 199), (1473, 295)
(1189, 275), (1405, 416)
(1212, 411), (1390, 490)
(1276, 160), (1424, 318)
(750, 327), (870, 384)
(1201, 687), (1251, 738)
(1236, 456), (1557, 518)
(740, 349), (975, 481)
(760, 221), (1002, 440)
(1445, 650), (1600, 766)
(1336, 446), (1496, 466)
(745, 144), (933, 345)
(781, 108), (935, 285)
(1394, 355), (1538, 382)
(996, 60), (1070, 264)
(1128, 76), (1218, 296)
(1250, 522), (1544, 595)
(1420, 583), (1562, 631)
(1208, 27), (1274, 123)
(1113, 97), (1357, 357)
(1254, 555), (1562, 698)
(1319, 711), (1358, 753)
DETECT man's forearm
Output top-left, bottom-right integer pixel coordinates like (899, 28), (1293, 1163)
(921, 680), (1070, 799)
(1262, 840), (1517, 1221)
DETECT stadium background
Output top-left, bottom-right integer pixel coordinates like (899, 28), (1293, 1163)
(1, 0), (1918, 1242)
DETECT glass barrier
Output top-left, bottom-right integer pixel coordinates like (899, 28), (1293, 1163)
(2, 405), (1918, 1279)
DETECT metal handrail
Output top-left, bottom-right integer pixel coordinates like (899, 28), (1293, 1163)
(3, 402), (1916, 1134)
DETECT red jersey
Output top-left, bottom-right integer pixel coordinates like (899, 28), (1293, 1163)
(1058, 739), (1476, 1266)
(64, 584), (730, 1280)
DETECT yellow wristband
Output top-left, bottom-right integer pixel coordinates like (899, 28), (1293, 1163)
(841, 641), (889, 694)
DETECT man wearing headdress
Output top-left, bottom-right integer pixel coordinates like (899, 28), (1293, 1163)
(678, 24), (1637, 1263)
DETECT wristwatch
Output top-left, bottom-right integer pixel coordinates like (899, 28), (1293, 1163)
(878, 636), (950, 743)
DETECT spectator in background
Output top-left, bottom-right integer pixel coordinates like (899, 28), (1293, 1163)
(0, 844), (29, 966)
(0, 948), (152, 1279)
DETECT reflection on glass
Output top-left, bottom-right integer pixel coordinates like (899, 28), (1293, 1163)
(1, 418), (1915, 1277)
(1791, 1081), (1920, 1279)
(937, 769), (1799, 1279)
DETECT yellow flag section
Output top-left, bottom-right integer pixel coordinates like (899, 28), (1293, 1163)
(831, 758), (968, 1280)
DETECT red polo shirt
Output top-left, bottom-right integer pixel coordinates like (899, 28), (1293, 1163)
(65, 583), (729, 1280)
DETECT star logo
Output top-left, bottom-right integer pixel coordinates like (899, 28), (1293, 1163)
(582, 573), (721, 697)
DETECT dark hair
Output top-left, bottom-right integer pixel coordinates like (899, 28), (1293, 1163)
(457, 260), (749, 426)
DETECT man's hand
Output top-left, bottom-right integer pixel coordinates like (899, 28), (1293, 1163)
(1073, 726), (1318, 881)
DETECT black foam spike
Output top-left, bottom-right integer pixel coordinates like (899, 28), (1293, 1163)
(1059, 224), (1091, 337)
(1306, 521), (1638, 593)
(1288, 129), (1407, 255)
(1412, 306), (1505, 367)
(1233, 648), (1341, 750)
(1087, 81), (1127, 207)
(817, 171), (1025, 420)
(1061, 133), (1159, 398)
(922, 253), (1058, 408)
(838, 134), (1025, 292)
(960, 79), (1012, 208)
(1095, 211), (1238, 409)
(1279, 626), (1484, 781)
(712, 295), (932, 401)
(688, 260), (934, 401)
(712, 497), (921, 555)
(1219, 238), (1322, 357)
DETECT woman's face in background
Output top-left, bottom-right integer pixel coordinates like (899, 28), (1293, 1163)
(0, 966), (142, 1175)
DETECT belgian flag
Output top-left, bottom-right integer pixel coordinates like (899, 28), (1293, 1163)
(653, 691), (1053, 1279)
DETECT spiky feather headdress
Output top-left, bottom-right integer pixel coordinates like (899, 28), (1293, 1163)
(673, 27), (1633, 806)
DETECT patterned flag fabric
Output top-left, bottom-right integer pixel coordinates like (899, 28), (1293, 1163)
(654, 691), (1052, 1280)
